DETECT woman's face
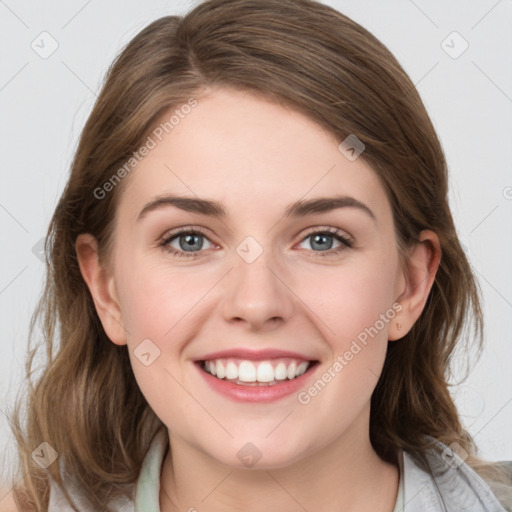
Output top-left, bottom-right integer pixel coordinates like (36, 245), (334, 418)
(94, 87), (409, 467)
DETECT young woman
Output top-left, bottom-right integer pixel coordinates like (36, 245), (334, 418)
(3, 0), (512, 510)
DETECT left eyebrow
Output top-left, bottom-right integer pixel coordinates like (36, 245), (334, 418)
(283, 196), (376, 221)
(136, 194), (376, 222)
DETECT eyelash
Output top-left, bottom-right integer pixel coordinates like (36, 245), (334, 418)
(158, 226), (353, 259)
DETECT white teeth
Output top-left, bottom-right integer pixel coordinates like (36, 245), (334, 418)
(215, 360), (225, 379)
(287, 362), (297, 380)
(256, 362), (274, 382)
(238, 361), (257, 382)
(225, 361), (238, 380)
(274, 362), (288, 380)
(296, 361), (309, 376)
(202, 358), (312, 384)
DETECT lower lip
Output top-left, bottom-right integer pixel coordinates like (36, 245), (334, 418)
(194, 361), (318, 403)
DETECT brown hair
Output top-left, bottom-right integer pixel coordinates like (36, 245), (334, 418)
(6, 0), (508, 510)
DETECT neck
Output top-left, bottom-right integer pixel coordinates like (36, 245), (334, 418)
(159, 412), (399, 512)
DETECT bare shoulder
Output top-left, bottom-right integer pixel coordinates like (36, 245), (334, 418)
(0, 488), (19, 512)
(0, 487), (36, 512)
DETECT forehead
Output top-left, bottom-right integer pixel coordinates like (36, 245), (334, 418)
(117, 87), (391, 224)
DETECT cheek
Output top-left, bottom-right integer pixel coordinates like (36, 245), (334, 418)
(296, 254), (399, 403)
(115, 253), (210, 341)
(116, 261), (202, 425)
(299, 254), (399, 345)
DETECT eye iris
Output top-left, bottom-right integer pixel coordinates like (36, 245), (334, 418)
(181, 234), (203, 251)
(311, 233), (333, 251)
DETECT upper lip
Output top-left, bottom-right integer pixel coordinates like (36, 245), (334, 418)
(196, 348), (316, 362)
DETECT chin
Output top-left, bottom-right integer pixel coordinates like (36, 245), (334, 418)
(205, 436), (312, 471)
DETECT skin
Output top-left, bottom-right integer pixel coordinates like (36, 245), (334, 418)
(76, 87), (441, 512)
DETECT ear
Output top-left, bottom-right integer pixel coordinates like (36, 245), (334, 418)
(388, 230), (442, 341)
(75, 233), (127, 345)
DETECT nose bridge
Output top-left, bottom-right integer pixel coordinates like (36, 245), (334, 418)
(220, 234), (295, 329)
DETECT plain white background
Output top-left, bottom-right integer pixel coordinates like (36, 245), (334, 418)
(1, 0), (511, 488)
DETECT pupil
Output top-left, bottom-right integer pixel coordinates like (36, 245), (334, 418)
(182, 234), (202, 251)
(312, 234), (332, 251)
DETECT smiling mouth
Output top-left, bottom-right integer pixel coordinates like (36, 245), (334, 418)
(198, 357), (318, 386)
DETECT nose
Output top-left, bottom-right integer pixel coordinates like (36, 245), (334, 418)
(220, 246), (295, 331)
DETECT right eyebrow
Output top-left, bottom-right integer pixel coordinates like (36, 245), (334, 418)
(137, 195), (226, 222)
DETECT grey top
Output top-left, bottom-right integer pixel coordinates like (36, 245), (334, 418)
(48, 429), (512, 511)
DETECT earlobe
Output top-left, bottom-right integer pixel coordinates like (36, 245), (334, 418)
(388, 230), (442, 341)
(75, 233), (127, 346)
